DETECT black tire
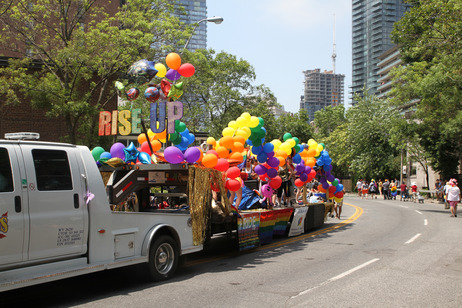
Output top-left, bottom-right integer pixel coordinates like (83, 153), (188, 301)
(147, 235), (179, 281)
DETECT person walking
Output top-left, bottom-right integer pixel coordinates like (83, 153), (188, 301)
(382, 179), (390, 200)
(361, 180), (369, 199)
(446, 179), (460, 217)
(378, 179), (383, 197)
(356, 179), (362, 197)
(411, 182), (418, 203)
(368, 179), (378, 199)
(444, 180), (451, 209)
(400, 181), (407, 201)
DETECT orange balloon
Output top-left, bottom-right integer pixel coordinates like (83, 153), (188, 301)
(318, 184), (326, 192)
(151, 140), (162, 152)
(276, 150), (288, 159)
(138, 133), (147, 145)
(306, 157), (316, 168)
(196, 148), (203, 163)
(233, 142), (244, 153)
(166, 52), (181, 70)
(202, 153), (218, 168)
(156, 129), (166, 140)
(307, 149), (316, 157)
(216, 146), (229, 159)
(229, 151), (243, 162)
(233, 135), (246, 145)
(278, 156), (285, 167)
(220, 135), (234, 149)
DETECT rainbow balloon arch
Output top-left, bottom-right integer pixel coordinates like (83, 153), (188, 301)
(93, 53), (345, 205)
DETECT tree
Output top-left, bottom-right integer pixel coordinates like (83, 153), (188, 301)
(0, 0), (186, 146)
(274, 110), (313, 144)
(313, 104), (347, 140)
(345, 91), (401, 180)
(390, 0), (462, 179)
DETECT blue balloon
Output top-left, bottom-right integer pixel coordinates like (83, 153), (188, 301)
(336, 184), (344, 193)
(100, 151), (112, 160)
(293, 153), (301, 164)
(187, 133), (195, 144)
(263, 142), (274, 153)
(138, 152), (152, 164)
(257, 152), (267, 163)
(252, 145), (263, 155)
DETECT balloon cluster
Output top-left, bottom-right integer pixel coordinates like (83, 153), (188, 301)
(169, 120), (195, 151)
(117, 52), (195, 103)
(91, 141), (153, 167)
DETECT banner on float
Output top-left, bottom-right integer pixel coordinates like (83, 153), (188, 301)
(288, 207), (308, 237)
(238, 212), (260, 251)
(273, 208), (293, 236)
(259, 210), (276, 245)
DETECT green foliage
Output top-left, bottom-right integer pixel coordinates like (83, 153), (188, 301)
(274, 110), (313, 144)
(313, 104), (346, 140)
(390, 0), (462, 178)
(0, 0), (186, 146)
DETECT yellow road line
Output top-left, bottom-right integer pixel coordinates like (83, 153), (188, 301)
(185, 202), (363, 267)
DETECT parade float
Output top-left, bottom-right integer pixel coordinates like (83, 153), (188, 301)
(94, 53), (345, 251)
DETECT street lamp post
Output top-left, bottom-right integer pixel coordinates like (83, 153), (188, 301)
(182, 16), (223, 52)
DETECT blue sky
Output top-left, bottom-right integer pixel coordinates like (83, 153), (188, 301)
(206, 0), (352, 113)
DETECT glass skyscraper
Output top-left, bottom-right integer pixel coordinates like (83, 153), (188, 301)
(175, 0), (207, 51)
(351, 0), (411, 99)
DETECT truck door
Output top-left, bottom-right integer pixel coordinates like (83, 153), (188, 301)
(20, 145), (88, 260)
(0, 144), (27, 266)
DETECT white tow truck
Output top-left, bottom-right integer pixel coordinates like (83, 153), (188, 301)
(0, 134), (205, 292)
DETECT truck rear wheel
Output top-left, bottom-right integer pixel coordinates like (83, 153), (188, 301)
(148, 235), (179, 281)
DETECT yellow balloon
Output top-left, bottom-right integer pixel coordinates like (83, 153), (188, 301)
(241, 112), (251, 121)
(222, 127), (235, 137)
(316, 144), (324, 152)
(228, 120), (238, 129)
(241, 126), (251, 138)
(235, 128), (248, 139)
(155, 63), (167, 78)
(308, 138), (316, 146)
(271, 139), (282, 150)
(236, 116), (247, 128)
(249, 116), (260, 128)
(207, 137), (216, 146)
(147, 129), (156, 140)
(286, 139), (296, 148)
(309, 142), (318, 150)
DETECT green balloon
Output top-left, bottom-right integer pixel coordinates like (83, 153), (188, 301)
(258, 117), (265, 126)
(169, 132), (180, 142)
(293, 137), (300, 145)
(283, 132), (292, 141)
(91, 146), (105, 161)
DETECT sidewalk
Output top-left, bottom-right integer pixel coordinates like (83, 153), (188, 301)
(344, 192), (457, 205)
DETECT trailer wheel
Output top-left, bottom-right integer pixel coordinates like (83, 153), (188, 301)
(148, 235), (179, 281)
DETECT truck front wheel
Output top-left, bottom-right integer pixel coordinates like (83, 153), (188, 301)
(148, 235), (179, 281)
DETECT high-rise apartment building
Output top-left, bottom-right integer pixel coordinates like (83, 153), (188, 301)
(300, 69), (345, 122)
(175, 0), (207, 51)
(351, 0), (411, 100)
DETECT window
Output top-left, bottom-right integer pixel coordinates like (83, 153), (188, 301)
(0, 148), (14, 192)
(33, 150), (73, 191)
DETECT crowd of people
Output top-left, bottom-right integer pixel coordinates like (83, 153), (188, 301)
(355, 177), (461, 217)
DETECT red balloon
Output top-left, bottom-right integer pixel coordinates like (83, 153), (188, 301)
(328, 185), (336, 195)
(259, 174), (269, 182)
(226, 166), (241, 179)
(214, 158), (229, 172)
(140, 141), (152, 155)
(295, 178), (304, 187)
(227, 179), (241, 192)
(178, 63), (195, 77)
(334, 191), (344, 198)
(269, 176), (282, 189)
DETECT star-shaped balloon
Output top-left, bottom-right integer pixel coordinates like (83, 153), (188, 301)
(167, 82), (184, 100)
(124, 142), (139, 164)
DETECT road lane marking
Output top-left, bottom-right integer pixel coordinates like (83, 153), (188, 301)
(415, 210), (422, 215)
(424, 219), (428, 225)
(185, 203), (364, 267)
(405, 233), (421, 244)
(291, 258), (380, 298)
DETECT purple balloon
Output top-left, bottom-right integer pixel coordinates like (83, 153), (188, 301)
(166, 69), (181, 81)
(322, 181), (329, 189)
(266, 151), (275, 158)
(327, 173), (335, 182)
(300, 173), (308, 182)
(304, 166), (312, 174)
(267, 156), (279, 168)
(254, 164), (267, 175)
(110, 142), (126, 160)
(267, 168), (278, 178)
(184, 147), (201, 163)
(295, 164), (304, 173)
(164, 146), (184, 164)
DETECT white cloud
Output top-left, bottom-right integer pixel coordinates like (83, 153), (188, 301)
(263, 0), (351, 29)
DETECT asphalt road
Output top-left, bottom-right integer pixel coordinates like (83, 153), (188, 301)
(2, 196), (462, 307)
